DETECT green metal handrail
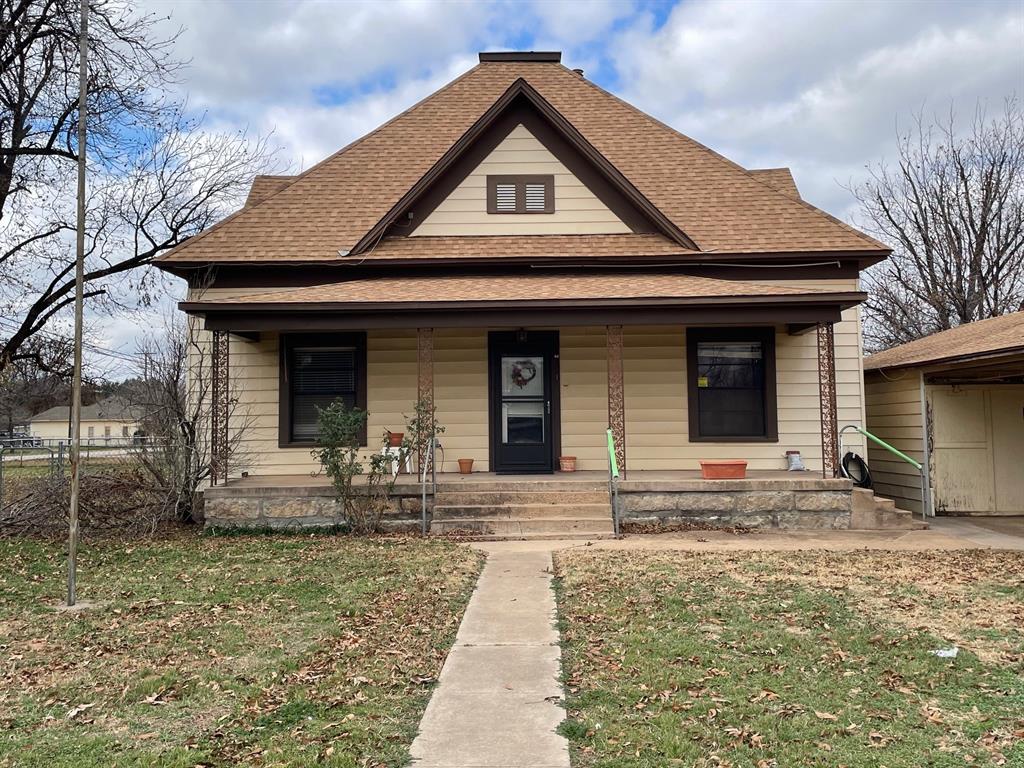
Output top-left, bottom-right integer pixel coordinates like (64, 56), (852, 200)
(606, 428), (619, 479)
(605, 428), (620, 537)
(840, 425), (921, 470)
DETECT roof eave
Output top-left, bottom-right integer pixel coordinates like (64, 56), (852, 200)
(154, 248), (889, 273)
(180, 291), (867, 315)
(865, 345), (1024, 373)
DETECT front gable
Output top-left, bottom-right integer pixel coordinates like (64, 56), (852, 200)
(412, 124), (631, 237)
(371, 81), (690, 251)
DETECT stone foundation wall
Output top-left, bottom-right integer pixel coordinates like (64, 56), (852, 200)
(203, 486), (426, 531)
(204, 477), (854, 532)
(618, 479), (854, 529)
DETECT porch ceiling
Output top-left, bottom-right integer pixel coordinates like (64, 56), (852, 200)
(181, 273), (866, 331)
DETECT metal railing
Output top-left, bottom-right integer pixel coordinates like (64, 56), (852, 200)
(839, 424), (930, 517)
(606, 428), (621, 537)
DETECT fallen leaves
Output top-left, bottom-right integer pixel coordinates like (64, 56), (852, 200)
(0, 534), (484, 765)
(554, 548), (1024, 767)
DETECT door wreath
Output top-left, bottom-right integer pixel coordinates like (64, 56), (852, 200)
(510, 359), (538, 389)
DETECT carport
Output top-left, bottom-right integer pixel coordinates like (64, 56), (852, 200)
(864, 311), (1024, 516)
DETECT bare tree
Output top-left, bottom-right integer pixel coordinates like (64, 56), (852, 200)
(0, 0), (277, 373)
(856, 100), (1024, 351)
(0, 335), (74, 431)
(131, 313), (253, 522)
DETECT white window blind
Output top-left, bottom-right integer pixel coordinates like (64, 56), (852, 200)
(290, 346), (357, 441)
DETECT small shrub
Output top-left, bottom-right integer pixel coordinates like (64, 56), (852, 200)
(312, 401), (399, 534)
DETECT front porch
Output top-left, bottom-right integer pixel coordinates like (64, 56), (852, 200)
(182, 272), (877, 534)
(203, 470), (858, 534)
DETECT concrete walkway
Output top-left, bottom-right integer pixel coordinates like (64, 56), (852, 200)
(409, 549), (569, 768)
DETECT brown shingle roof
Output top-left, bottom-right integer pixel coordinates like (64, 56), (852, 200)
(864, 311), (1024, 371)
(185, 273), (860, 307)
(748, 168), (800, 199)
(244, 175), (295, 207)
(158, 60), (887, 265)
(347, 233), (694, 262)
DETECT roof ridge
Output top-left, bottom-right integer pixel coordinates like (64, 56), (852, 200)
(157, 62), (485, 262)
(567, 71), (888, 252)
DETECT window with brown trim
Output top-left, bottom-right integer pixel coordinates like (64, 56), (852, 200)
(279, 333), (367, 447)
(686, 328), (778, 442)
(487, 174), (554, 213)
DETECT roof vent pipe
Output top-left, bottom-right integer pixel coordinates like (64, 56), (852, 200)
(572, 68), (584, 78)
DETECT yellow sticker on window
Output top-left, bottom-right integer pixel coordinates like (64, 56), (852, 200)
(697, 376), (709, 388)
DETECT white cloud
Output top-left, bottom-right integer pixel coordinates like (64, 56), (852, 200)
(609, 0), (1023, 217)
(88, 0), (1022, 377)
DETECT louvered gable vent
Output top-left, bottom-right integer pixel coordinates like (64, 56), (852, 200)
(494, 182), (517, 211)
(487, 174), (554, 214)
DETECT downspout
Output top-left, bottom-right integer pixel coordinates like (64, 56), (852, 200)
(918, 370), (933, 518)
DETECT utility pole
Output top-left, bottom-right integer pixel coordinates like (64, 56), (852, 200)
(67, 0), (89, 607)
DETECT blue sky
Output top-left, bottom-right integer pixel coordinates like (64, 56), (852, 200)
(96, 0), (1023, 359)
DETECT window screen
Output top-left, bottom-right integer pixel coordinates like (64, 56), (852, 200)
(487, 175), (554, 213)
(687, 329), (777, 441)
(286, 343), (361, 443)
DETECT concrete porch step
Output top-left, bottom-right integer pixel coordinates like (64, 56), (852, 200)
(850, 488), (928, 530)
(433, 502), (612, 520)
(434, 480), (607, 494)
(432, 531), (618, 541)
(431, 516), (615, 536)
(884, 508), (929, 530)
(434, 490), (609, 505)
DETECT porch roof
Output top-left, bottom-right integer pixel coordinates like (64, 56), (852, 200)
(182, 272), (865, 331)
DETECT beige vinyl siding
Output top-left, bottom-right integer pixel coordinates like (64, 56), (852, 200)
(191, 279), (868, 477)
(864, 370), (925, 513)
(617, 278), (867, 473)
(559, 327), (609, 469)
(187, 314), (418, 476)
(434, 329), (489, 472)
(413, 124), (631, 236)
(621, 320), (863, 472)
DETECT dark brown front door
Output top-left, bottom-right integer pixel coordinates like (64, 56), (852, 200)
(488, 331), (559, 474)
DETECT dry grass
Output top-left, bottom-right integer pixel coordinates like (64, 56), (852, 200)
(555, 549), (1024, 767)
(0, 531), (483, 767)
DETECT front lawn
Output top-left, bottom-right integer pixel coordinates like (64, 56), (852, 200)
(555, 549), (1023, 767)
(0, 532), (483, 767)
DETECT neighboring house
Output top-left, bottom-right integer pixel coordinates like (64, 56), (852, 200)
(156, 51), (892, 532)
(28, 397), (142, 443)
(864, 311), (1024, 517)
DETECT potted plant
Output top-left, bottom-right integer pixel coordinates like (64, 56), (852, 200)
(457, 458), (474, 474)
(559, 455), (577, 472)
(387, 430), (404, 447)
(699, 460), (747, 480)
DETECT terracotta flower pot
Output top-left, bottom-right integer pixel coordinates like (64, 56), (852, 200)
(699, 460), (747, 480)
(457, 458), (474, 474)
(388, 431), (404, 447)
(559, 456), (577, 472)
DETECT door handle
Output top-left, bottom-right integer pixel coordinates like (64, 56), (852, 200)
(546, 400), (551, 415)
